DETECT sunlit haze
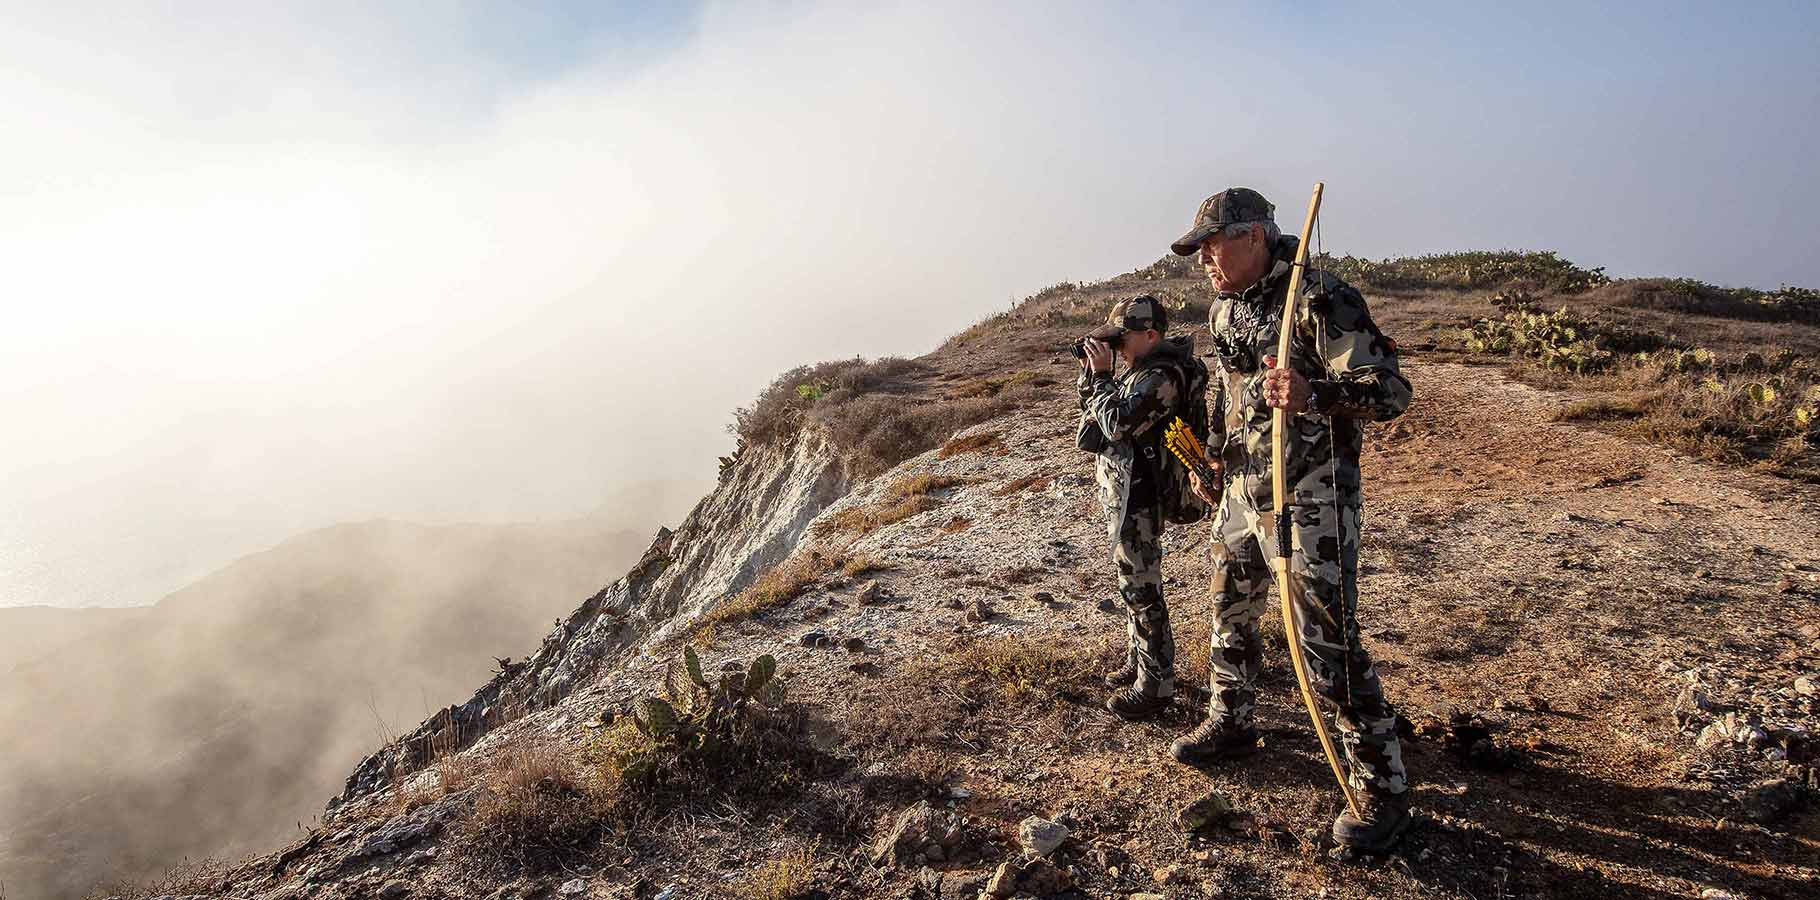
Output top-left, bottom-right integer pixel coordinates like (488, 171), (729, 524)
(4, 1), (1816, 608)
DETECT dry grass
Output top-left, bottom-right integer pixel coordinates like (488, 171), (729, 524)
(995, 473), (1052, 496)
(951, 371), (1052, 399)
(738, 839), (821, 900)
(86, 859), (231, 900)
(1549, 396), (1649, 422)
(839, 553), (891, 579)
(461, 741), (610, 874)
(699, 548), (853, 631)
(937, 430), (1005, 457)
(998, 564), (1045, 585)
(949, 637), (1101, 704)
(815, 475), (970, 536)
(848, 635), (1104, 752)
(397, 749), (482, 813)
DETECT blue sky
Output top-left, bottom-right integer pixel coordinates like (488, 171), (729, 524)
(2, 2), (1816, 607)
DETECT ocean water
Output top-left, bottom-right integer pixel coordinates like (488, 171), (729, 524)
(0, 501), (298, 609)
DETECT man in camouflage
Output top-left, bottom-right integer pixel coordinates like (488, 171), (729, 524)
(1075, 296), (1200, 720)
(1165, 187), (1416, 851)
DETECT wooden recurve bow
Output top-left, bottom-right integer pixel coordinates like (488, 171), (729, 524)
(1270, 181), (1363, 819)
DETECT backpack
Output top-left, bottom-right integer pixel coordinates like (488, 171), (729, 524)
(1144, 347), (1212, 526)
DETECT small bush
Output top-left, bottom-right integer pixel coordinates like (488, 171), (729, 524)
(740, 841), (820, 900)
(731, 357), (929, 447)
(463, 742), (610, 874)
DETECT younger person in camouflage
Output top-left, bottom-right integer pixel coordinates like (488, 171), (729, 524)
(1075, 296), (1200, 720)
(1166, 187), (1416, 851)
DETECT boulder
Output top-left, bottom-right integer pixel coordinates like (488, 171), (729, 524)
(1017, 816), (1069, 856)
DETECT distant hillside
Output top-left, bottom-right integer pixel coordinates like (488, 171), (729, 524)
(0, 517), (650, 899)
(0, 605), (149, 674)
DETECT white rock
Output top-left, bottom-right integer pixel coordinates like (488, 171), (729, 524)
(1017, 816), (1069, 856)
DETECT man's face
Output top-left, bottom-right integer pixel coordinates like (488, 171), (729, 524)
(1196, 226), (1268, 293)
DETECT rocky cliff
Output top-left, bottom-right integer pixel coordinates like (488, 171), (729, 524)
(335, 432), (850, 805)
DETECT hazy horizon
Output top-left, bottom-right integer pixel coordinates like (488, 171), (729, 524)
(5, 2), (1817, 609)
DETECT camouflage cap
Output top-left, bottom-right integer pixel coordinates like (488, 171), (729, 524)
(1088, 294), (1169, 340)
(1169, 187), (1276, 256)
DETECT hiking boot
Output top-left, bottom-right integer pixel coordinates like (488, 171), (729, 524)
(1169, 718), (1260, 765)
(1332, 792), (1412, 852)
(1102, 659), (1139, 688)
(1104, 688), (1171, 720)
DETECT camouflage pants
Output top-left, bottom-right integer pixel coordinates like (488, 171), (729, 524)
(1205, 494), (1408, 797)
(1113, 504), (1174, 698)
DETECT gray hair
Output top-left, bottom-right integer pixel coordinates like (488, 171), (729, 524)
(1223, 220), (1281, 243)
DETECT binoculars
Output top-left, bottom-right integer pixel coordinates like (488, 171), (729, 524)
(1070, 331), (1126, 360)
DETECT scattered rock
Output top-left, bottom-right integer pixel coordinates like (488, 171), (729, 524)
(799, 631), (829, 648)
(350, 799), (460, 860)
(1017, 816), (1069, 856)
(1097, 597), (1119, 613)
(1738, 777), (1802, 824)
(871, 801), (965, 869)
(1032, 590), (1055, 604)
(1153, 864), (1187, 885)
(966, 599), (995, 623)
(1795, 676), (1817, 697)
(1696, 719), (1734, 750)
(842, 636), (867, 652)
(1176, 792), (1232, 832)
(1128, 895), (1166, 900)
(857, 581), (883, 604)
(1411, 710), (1526, 769)
(980, 856), (1072, 898)
(1700, 890), (1743, 900)
(378, 881), (411, 899)
(558, 880), (588, 896)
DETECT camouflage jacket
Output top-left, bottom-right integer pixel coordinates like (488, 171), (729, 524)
(1077, 336), (1194, 540)
(1207, 237), (1411, 510)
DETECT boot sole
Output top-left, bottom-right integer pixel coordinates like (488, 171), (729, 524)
(1333, 810), (1412, 853)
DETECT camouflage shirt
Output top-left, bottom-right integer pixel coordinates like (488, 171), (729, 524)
(1077, 336), (1193, 538)
(1207, 237), (1411, 509)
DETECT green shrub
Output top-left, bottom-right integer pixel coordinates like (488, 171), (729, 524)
(1313, 250), (1608, 294)
(1466, 307), (1615, 373)
(598, 648), (813, 802)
